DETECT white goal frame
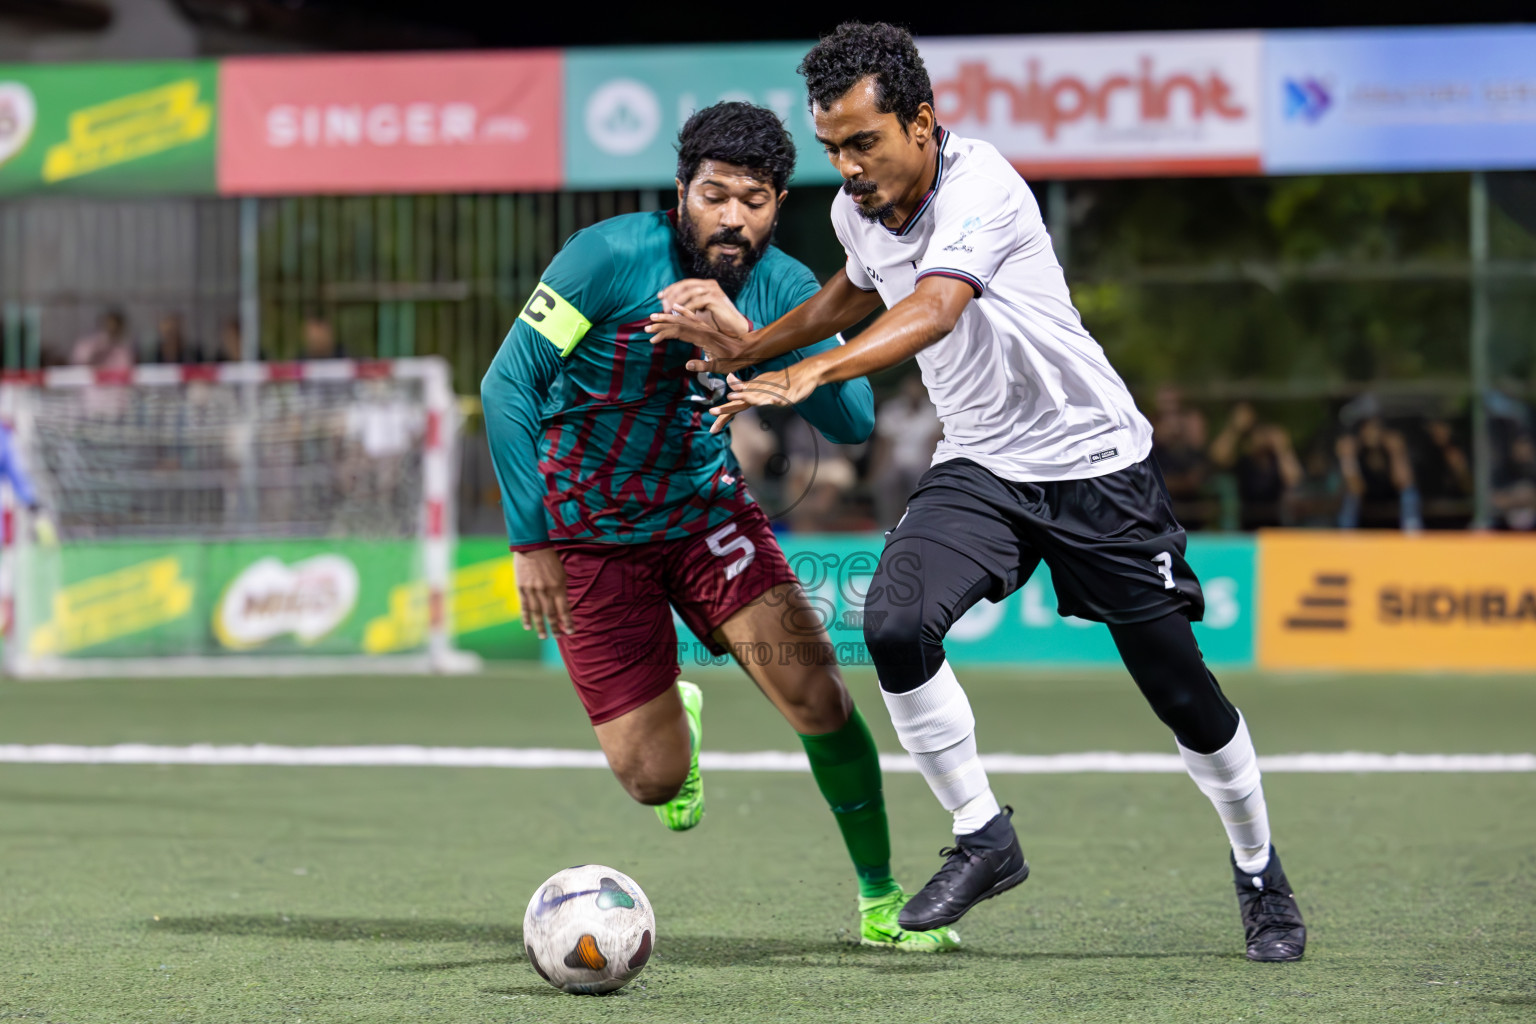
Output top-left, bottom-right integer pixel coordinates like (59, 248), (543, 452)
(0, 357), (479, 678)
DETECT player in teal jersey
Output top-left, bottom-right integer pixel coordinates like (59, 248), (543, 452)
(481, 103), (958, 951)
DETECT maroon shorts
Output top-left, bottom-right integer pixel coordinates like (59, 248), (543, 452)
(554, 506), (799, 725)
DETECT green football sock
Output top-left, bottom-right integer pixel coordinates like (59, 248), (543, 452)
(798, 706), (899, 900)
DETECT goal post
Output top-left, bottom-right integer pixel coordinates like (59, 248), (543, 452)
(0, 357), (480, 677)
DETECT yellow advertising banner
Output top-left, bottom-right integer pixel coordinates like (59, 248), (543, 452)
(1258, 531), (1536, 670)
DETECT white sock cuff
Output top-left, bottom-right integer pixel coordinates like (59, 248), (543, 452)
(880, 660), (975, 754)
(952, 789), (1002, 835)
(1178, 712), (1262, 802)
(926, 754), (988, 811)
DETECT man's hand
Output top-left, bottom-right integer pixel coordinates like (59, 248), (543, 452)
(707, 366), (817, 434)
(513, 547), (574, 639)
(657, 278), (751, 339)
(646, 305), (759, 374)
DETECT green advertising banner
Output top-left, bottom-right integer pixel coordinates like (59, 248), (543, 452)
(453, 537), (539, 660)
(545, 534), (1257, 669)
(0, 60), (217, 195)
(7, 534), (1249, 667)
(8, 536), (539, 662)
(563, 44), (839, 189)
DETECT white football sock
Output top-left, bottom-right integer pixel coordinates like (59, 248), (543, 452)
(880, 660), (1000, 836)
(1178, 712), (1272, 874)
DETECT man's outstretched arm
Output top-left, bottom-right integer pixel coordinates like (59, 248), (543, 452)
(702, 275), (973, 433)
(646, 268), (883, 372)
(481, 322), (577, 639)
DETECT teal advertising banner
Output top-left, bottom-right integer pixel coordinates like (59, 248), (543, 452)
(563, 44), (840, 190)
(544, 533), (1256, 669)
(784, 533), (1255, 666)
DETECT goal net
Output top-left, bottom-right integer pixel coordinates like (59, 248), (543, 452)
(0, 358), (476, 677)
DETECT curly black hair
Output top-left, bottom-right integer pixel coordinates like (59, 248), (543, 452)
(675, 102), (797, 193)
(798, 22), (933, 128)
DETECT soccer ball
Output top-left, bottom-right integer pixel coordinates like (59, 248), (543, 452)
(522, 865), (655, 995)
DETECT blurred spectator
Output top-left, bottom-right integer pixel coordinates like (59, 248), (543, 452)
(871, 374), (941, 527)
(216, 317), (246, 362)
(784, 454), (870, 533)
(730, 407), (778, 501)
(1152, 401), (1212, 530)
(1151, 384), (1184, 437)
(1210, 403), (1302, 530)
(1337, 416), (1421, 531)
(149, 312), (201, 364)
(69, 309), (135, 369)
(1285, 440), (1345, 528)
(300, 312), (346, 360)
(1492, 433), (1536, 531)
(1415, 419), (1473, 529)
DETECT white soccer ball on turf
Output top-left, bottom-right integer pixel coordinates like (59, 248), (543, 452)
(522, 864), (655, 994)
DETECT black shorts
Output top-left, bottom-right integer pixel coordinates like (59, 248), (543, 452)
(886, 456), (1204, 624)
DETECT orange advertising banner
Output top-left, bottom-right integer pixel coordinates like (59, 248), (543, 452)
(1257, 531), (1536, 670)
(217, 51), (562, 194)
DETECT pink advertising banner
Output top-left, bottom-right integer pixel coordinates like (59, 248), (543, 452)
(217, 51), (562, 194)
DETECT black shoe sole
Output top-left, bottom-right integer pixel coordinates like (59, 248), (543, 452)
(1247, 947), (1305, 963)
(901, 860), (1031, 931)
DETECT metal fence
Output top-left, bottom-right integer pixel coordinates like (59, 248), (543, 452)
(0, 190), (664, 532)
(0, 190), (663, 391)
(3, 178), (1532, 534)
(252, 190), (662, 393)
(0, 197), (241, 368)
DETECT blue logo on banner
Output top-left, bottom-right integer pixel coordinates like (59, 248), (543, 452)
(1283, 78), (1331, 122)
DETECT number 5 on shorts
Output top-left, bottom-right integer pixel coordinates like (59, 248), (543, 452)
(706, 522), (757, 581)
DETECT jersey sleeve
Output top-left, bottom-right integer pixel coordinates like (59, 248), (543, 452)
(480, 320), (563, 551)
(830, 198), (879, 292)
(515, 227), (620, 356)
(751, 261), (875, 446)
(914, 177), (1022, 298)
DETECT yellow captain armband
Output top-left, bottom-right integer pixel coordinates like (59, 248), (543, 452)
(518, 283), (592, 357)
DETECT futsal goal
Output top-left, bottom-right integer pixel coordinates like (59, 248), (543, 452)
(0, 357), (478, 677)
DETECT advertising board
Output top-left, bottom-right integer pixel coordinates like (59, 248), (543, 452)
(1263, 27), (1536, 174)
(0, 60), (216, 195)
(1257, 531), (1536, 670)
(217, 52), (563, 194)
(920, 32), (1264, 179)
(563, 45), (840, 190)
(543, 533), (1256, 670)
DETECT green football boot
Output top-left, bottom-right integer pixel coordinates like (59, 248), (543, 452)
(655, 680), (704, 832)
(859, 889), (962, 952)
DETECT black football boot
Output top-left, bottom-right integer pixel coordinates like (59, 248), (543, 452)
(898, 806), (1029, 931)
(1233, 845), (1307, 962)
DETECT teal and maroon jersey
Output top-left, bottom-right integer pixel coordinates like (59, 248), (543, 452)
(481, 209), (874, 549)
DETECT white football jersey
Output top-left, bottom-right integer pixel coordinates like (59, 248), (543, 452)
(832, 128), (1152, 482)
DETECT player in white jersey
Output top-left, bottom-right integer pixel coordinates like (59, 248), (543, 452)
(647, 22), (1305, 963)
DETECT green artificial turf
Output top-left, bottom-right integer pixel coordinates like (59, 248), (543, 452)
(0, 666), (1531, 1023)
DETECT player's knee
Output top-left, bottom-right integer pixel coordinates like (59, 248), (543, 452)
(1147, 686), (1199, 734)
(863, 599), (942, 692)
(615, 769), (684, 806)
(1141, 678), (1238, 753)
(777, 669), (851, 735)
(862, 598), (918, 664)
(607, 753), (688, 806)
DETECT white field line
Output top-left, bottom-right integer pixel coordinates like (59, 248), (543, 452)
(0, 745), (1529, 773)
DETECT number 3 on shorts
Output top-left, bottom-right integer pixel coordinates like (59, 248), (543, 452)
(1152, 551), (1176, 590)
(706, 522), (757, 581)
